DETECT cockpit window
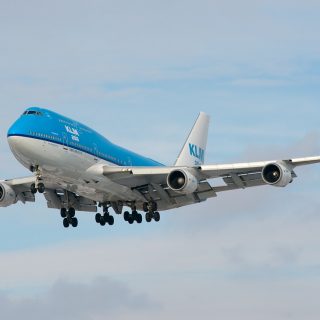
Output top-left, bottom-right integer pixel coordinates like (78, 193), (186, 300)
(23, 111), (43, 116)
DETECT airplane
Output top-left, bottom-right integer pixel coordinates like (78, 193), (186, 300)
(2, 107), (320, 228)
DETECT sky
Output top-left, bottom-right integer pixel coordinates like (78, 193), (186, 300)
(0, 0), (320, 319)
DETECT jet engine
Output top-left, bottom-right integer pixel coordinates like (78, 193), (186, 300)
(167, 169), (198, 194)
(262, 163), (293, 187)
(0, 183), (17, 207)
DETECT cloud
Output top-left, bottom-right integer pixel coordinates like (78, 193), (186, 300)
(0, 277), (158, 320)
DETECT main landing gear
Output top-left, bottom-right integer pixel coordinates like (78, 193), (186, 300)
(123, 209), (143, 224)
(143, 202), (161, 223)
(95, 206), (114, 226)
(61, 207), (78, 228)
(60, 201), (161, 229)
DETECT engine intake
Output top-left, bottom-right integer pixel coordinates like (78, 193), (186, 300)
(0, 183), (17, 207)
(262, 163), (293, 187)
(167, 169), (198, 194)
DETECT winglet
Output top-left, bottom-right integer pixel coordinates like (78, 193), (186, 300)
(175, 112), (210, 167)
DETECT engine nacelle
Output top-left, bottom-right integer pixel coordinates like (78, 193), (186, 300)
(167, 169), (199, 194)
(262, 163), (293, 187)
(0, 183), (17, 207)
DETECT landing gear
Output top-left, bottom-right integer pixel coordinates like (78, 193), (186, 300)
(62, 207), (78, 228)
(95, 206), (115, 226)
(123, 207), (143, 224)
(30, 167), (46, 194)
(145, 211), (161, 222)
(143, 201), (160, 223)
(143, 201), (157, 212)
(31, 182), (45, 194)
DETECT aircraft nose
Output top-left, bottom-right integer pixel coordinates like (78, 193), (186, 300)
(7, 116), (28, 138)
(7, 120), (20, 138)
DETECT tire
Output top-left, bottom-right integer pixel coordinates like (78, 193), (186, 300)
(132, 211), (138, 221)
(154, 212), (160, 222)
(60, 208), (67, 218)
(145, 213), (152, 223)
(128, 216), (134, 224)
(124, 211), (130, 221)
(69, 207), (76, 218)
(63, 218), (69, 228)
(108, 215), (114, 226)
(95, 213), (101, 223)
(71, 217), (78, 228)
(100, 217), (106, 226)
(30, 183), (37, 194)
(143, 202), (148, 212)
(136, 214), (142, 224)
(151, 202), (158, 212)
(38, 183), (45, 194)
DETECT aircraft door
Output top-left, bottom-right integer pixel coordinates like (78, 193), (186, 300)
(62, 132), (68, 148)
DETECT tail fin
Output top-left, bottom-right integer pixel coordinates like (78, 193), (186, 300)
(175, 112), (210, 167)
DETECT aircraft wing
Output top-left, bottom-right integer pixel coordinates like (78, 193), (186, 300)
(2, 176), (36, 204)
(86, 155), (320, 210)
(200, 156), (320, 179)
(90, 155), (320, 187)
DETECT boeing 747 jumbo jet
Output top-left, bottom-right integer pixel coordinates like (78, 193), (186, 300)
(3, 107), (320, 228)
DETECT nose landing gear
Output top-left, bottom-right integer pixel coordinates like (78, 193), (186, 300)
(30, 166), (45, 194)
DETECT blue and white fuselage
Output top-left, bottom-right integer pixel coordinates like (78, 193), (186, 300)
(8, 107), (162, 168)
(7, 107), (164, 206)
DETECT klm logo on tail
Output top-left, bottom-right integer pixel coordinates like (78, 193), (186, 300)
(189, 143), (205, 163)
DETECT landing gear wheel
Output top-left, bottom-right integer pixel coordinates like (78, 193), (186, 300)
(100, 217), (106, 226)
(154, 212), (160, 222)
(108, 215), (114, 226)
(124, 211), (130, 222)
(143, 202), (148, 212)
(60, 208), (67, 218)
(132, 210), (138, 221)
(136, 213), (143, 224)
(71, 217), (78, 228)
(151, 202), (158, 212)
(95, 213), (102, 223)
(30, 183), (37, 194)
(145, 212), (152, 223)
(38, 183), (45, 194)
(63, 218), (70, 228)
(68, 207), (76, 218)
(128, 216), (134, 224)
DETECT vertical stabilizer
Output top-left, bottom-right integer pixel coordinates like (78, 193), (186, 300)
(175, 112), (210, 167)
